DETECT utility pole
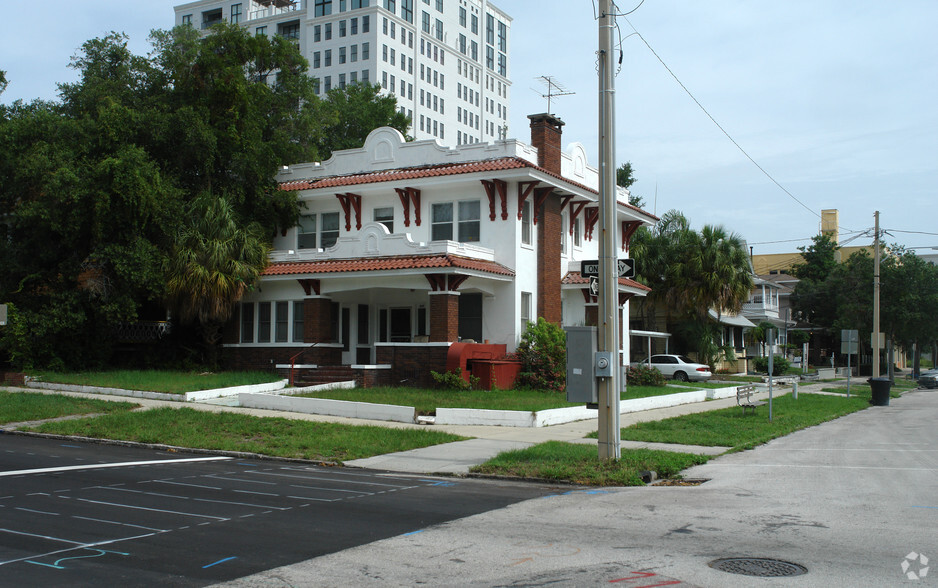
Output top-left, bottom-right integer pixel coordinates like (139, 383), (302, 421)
(596, 0), (620, 460)
(873, 211), (881, 378)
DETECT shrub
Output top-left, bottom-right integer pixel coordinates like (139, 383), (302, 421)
(514, 318), (566, 392)
(753, 355), (791, 376)
(626, 364), (666, 386)
(430, 368), (479, 390)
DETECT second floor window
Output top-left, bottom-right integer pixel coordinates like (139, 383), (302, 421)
(230, 3), (242, 24)
(521, 200), (532, 245)
(374, 207), (394, 233)
(431, 201), (480, 242)
(298, 212), (340, 249)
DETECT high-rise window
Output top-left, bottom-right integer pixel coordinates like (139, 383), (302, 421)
(384, 0), (395, 14)
(351, 17), (358, 34)
(256, 25), (267, 36)
(401, 0), (413, 23)
(181, 14), (192, 26)
(435, 0), (442, 11)
(458, 6), (466, 27)
(340, 20), (347, 36)
(422, 11), (430, 33)
(315, 0), (332, 16)
(435, 18), (443, 40)
(498, 21), (507, 51)
(230, 3), (242, 24)
(471, 13), (478, 34)
(486, 14), (494, 44)
(325, 22), (332, 39)
(362, 42), (370, 59)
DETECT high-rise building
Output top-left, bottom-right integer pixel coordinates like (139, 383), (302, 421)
(173, 0), (511, 146)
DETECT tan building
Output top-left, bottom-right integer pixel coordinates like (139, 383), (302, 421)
(751, 209), (872, 275)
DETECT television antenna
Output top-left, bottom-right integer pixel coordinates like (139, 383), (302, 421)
(534, 76), (575, 115)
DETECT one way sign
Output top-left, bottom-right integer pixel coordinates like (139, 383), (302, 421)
(580, 259), (635, 279)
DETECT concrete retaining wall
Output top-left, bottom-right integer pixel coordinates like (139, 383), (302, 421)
(26, 379), (288, 402)
(239, 392), (416, 423)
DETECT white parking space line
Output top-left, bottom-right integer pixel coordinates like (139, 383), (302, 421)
(0, 456), (232, 478)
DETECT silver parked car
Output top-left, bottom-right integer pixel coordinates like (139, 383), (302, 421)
(918, 369), (938, 389)
(636, 354), (712, 382)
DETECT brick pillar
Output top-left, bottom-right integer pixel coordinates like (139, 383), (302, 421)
(536, 193), (562, 324)
(429, 292), (459, 342)
(528, 113), (565, 174)
(585, 305), (598, 327)
(303, 297), (333, 343)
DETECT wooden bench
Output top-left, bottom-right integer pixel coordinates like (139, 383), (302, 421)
(737, 384), (766, 414)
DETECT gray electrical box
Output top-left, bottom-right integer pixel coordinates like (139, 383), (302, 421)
(0, 304), (6, 327)
(565, 326), (598, 404)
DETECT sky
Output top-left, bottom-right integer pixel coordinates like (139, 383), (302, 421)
(2, 0), (936, 256)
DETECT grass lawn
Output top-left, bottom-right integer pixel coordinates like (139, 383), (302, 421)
(296, 384), (699, 414)
(470, 441), (709, 486)
(821, 376), (915, 398)
(24, 407), (465, 463)
(30, 370), (282, 394)
(613, 393), (869, 451)
(0, 391), (137, 425)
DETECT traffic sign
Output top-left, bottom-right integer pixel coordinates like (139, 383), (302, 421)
(588, 276), (599, 296)
(580, 259), (634, 279)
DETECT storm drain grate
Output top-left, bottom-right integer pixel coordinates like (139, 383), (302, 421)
(709, 557), (808, 577)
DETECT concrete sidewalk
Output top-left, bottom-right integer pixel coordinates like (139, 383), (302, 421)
(3, 380), (822, 474)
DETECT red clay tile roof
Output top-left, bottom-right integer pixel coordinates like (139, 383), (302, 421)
(280, 157), (533, 191)
(263, 254), (515, 277)
(279, 156), (659, 222)
(562, 271), (652, 292)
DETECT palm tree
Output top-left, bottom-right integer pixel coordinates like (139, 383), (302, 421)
(165, 193), (270, 366)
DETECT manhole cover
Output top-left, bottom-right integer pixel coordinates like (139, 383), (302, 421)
(709, 557), (808, 577)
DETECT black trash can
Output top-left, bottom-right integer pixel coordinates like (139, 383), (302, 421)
(867, 377), (891, 406)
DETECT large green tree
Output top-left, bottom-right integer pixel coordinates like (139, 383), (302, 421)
(630, 211), (752, 364)
(165, 194), (270, 366)
(1, 25), (410, 369)
(317, 82), (410, 157)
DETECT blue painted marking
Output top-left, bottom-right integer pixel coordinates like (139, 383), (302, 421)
(26, 548), (128, 569)
(911, 505), (938, 509)
(60, 444), (81, 448)
(237, 462), (258, 467)
(202, 556), (237, 569)
(403, 530), (425, 536)
(419, 480), (457, 487)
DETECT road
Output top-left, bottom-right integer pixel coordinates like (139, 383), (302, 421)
(0, 435), (556, 586)
(223, 389), (938, 587)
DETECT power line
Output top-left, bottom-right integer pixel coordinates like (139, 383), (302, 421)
(622, 17), (822, 222)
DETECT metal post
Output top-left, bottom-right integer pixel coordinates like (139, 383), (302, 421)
(873, 211), (881, 378)
(596, 0), (620, 460)
(768, 329), (775, 422)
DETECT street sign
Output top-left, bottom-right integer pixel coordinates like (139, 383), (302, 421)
(580, 258), (634, 279)
(841, 329), (858, 355)
(588, 276), (599, 296)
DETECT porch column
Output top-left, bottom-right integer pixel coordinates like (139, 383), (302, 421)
(429, 291), (459, 342)
(303, 297), (333, 343)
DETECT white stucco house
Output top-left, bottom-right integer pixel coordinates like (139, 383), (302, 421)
(221, 114), (657, 387)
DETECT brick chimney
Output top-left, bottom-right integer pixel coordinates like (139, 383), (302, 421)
(528, 113), (565, 174)
(529, 113), (565, 324)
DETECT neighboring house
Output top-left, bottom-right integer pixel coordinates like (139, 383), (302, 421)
(173, 0), (512, 146)
(221, 114), (657, 387)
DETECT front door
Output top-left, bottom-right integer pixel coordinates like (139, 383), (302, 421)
(390, 307), (412, 342)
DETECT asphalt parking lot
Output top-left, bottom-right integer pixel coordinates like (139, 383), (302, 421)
(0, 435), (556, 586)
